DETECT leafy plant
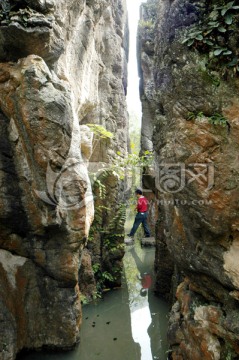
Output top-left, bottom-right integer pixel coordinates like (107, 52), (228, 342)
(80, 294), (90, 305)
(186, 111), (228, 127)
(186, 111), (204, 121)
(138, 19), (154, 29)
(86, 123), (114, 140)
(208, 113), (228, 127)
(86, 123), (114, 158)
(92, 263), (101, 274)
(91, 176), (106, 199)
(101, 271), (114, 282)
(88, 198), (126, 295)
(138, 18), (155, 39)
(181, 1), (239, 73)
(186, 112), (197, 121)
(86, 125), (153, 296)
(91, 258), (119, 292)
(113, 150), (154, 180)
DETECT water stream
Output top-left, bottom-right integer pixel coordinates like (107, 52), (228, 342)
(18, 236), (169, 360)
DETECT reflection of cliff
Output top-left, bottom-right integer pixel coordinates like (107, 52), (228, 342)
(0, 0), (128, 358)
(124, 245), (153, 360)
(138, 0), (239, 358)
(124, 243), (169, 360)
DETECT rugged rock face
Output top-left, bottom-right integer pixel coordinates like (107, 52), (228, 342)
(138, 0), (239, 358)
(78, 0), (128, 293)
(0, 0), (128, 358)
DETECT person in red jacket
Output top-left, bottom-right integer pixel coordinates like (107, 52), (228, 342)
(127, 189), (151, 238)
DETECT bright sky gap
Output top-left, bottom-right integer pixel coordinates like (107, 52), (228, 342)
(126, 0), (146, 127)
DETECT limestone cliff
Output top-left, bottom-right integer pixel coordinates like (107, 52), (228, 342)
(139, 0), (239, 358)
(0, 0), (128, 359)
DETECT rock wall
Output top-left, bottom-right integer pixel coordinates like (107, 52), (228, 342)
(0, 0), (128, 359)
(80, 0), (129, 294)
(138, 0), (239, 358)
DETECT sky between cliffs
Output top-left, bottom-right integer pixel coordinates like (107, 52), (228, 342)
(126, 0), (146, 126)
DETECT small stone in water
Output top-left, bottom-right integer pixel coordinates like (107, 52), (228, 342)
(113, 338), (117, 341)
(106, 321), (110, 325)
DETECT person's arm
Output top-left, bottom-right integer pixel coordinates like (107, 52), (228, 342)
(135, 198), (139, 211)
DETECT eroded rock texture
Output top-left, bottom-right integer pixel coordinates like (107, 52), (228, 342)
(0, 0), (128, 358)
(138, 0), (239, 358)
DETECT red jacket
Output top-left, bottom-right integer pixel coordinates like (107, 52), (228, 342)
(141, 274), (152, 289)
(137, 196), (148, 212)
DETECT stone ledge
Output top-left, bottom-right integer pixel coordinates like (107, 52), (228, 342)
(141, 237), (156, 246)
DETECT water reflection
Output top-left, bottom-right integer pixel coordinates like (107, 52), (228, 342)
(18, 240), (169, 360)
(124, 240), (169, 360)
(124, 246), (153, 359)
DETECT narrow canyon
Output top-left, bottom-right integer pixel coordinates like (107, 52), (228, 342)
(0, 0), (239, 360)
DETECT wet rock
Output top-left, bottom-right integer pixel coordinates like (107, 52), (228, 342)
(78, 249), (97, 301)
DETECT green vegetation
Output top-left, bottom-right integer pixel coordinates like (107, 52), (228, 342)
(182, 1), (239, 73)
(186, 111), (204, 121)
(186, 111), (228, 127)
(86, 123), (114, 140)
(92, 263), (115, 284)
(128, 113), (141, 154)
(86, 120), (154, 296)
(208, 113), (228, 127)
(138, 18), (155, 39)
(88, 201), (126, 295)
(223, 341), (235, 360)
(138, 19), (154, 29)
(80, 291), (101, 305)
(87, 121), (153, 187)
(114, 150), (154, 180)
(86, 123), (114, 157)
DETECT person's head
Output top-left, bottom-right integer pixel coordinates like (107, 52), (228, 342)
(140, 288), (147, 297)
(135, 189), (142, 197)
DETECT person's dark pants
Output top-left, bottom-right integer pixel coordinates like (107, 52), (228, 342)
(129, 212), (150, 237)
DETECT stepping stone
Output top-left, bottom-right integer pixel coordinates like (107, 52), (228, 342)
(141, 237), (156, 246)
